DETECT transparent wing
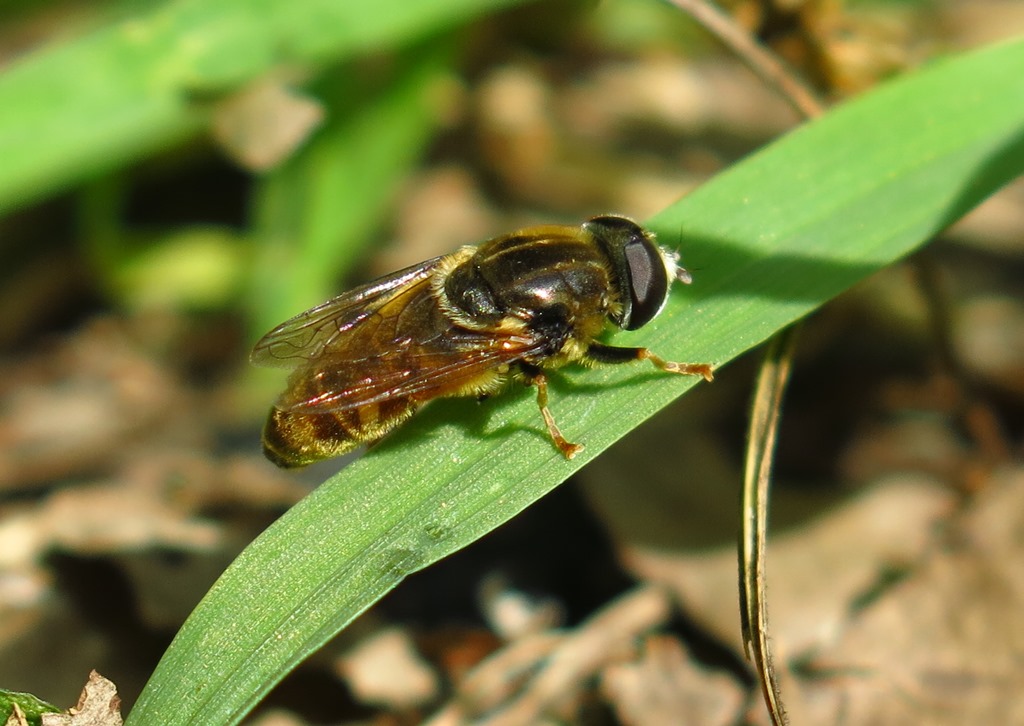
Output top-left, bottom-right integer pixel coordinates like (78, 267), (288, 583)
(253, 256), (549, 414)
(250, 255), (447, 369)
(277, 329), (547, 414)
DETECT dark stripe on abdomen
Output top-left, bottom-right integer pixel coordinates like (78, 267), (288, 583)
(263, 397), (419, 468)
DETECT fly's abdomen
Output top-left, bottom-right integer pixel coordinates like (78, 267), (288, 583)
(262, 397), (420, 468)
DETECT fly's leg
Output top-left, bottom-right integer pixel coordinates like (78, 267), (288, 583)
(520, 364), (584, 459)
(586, 342), (714, 381)
(535, 373), (584, 459)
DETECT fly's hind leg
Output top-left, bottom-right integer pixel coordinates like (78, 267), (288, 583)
(519, 363), (584, 460)
(586, 342), (714, 381)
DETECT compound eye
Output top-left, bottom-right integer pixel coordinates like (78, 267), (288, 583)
(622, 236), (669, 330)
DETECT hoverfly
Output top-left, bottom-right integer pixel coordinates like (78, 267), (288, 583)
(251, 215), (713, 467)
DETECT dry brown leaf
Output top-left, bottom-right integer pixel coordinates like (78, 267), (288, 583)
(626, 477), (955, 655)
(794, 468), (1024, 725)
(478, 573), (563, 641)
(484, 586), (670, 726)
(424, 631), (562, 726)
(40, 478), (221, 555)
(954, 296), (1024, 396)
(3, 703), (28, 726)
(211, 81), (324, 171)
(336, 627), (440, 709)
(602, 634), (745, 726)
(623, 462), (1024, 724)
(40, 671), (121, 726)
(376, 166), (498, 275)
(246, 709), (306, 726)
(426, 586), (673, 726)
(0, 320), (190, 491)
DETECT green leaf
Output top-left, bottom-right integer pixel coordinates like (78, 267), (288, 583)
(0, 688), (60, 725)
(247, 39), (455, 338)
(0, 0), (524, 215)
(127, 38), (1024, 726)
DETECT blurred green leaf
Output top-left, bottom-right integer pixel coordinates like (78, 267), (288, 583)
(127, 38), (1024, 726)
(114, 227), (247, 311)
(248, 39), (455, 338)
(0, 0), (524, 215)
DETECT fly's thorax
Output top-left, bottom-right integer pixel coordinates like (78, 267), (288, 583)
(433, 247), (500, 329)
(443, 230), (618, 330)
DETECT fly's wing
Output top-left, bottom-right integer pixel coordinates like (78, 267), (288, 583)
(254, 258), (550, 414)
(251, 256), (447, 369)
(279, 329), (549, 414)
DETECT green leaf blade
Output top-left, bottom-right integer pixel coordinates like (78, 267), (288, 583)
(128, 38), (1024, 726)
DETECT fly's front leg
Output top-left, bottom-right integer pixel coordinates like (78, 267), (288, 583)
(586, 342), (714, 381)
(519, 363), (584, 459)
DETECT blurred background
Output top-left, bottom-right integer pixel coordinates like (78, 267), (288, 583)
(1, 0), (1023, 723)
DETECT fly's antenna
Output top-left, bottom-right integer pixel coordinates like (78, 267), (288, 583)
(671, 220), (694, 284)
